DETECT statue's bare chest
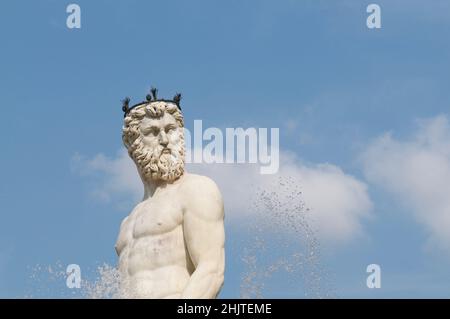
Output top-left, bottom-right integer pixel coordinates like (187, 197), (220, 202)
(132, 196), (183, 238)
(116, 193), (184, 255)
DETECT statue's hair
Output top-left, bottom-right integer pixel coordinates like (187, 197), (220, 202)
(122, 101), (185, 181)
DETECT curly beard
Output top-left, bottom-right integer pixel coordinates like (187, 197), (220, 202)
(133, 137), (185, 183)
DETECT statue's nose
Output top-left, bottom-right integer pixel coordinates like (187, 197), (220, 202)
(159, 131), (169, 146)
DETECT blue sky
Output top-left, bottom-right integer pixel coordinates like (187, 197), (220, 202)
(1, 0), (450, 298)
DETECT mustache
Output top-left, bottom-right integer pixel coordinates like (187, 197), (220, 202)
(154, 146), (172, 157)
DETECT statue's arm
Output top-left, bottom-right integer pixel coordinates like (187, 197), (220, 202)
(181, 177), (225, 299)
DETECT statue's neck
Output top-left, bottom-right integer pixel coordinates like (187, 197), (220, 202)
(141, 174), (185, 201)
(142, 180), (158, 200)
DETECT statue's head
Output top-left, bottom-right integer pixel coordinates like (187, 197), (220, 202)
(122, 88), (185, 183)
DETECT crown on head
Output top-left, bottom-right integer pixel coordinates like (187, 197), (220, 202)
(122, 87), (182, 117)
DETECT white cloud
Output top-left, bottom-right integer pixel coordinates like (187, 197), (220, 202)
(71, 151), (143, 209)
(72, 149), (372, 244)
(361, 115), (450, 252)
(189, 151), (372, 243)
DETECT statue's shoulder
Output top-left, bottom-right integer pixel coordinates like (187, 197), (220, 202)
(181, 173), (221, 194)
(180, 173), (224, 218)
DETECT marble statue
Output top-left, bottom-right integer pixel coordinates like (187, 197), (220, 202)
(115, 88), (225, 299)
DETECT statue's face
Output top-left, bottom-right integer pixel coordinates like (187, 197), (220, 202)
(139, 112), (182, 155)
(135, 109), (185, 182)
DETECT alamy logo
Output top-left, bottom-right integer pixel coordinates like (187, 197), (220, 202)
(66, 264), (81, 289)
(366, 4), (381, 29)
(66, 4), (81, 29)
(184, 120), (279, 175)
(366, 264), (381, 289)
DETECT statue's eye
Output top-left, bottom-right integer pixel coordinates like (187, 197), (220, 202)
(144, 127), (159, 136)
(166, 125), (176, 133)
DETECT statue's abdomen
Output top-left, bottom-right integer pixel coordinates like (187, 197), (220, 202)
(118, 211), (190, 298)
